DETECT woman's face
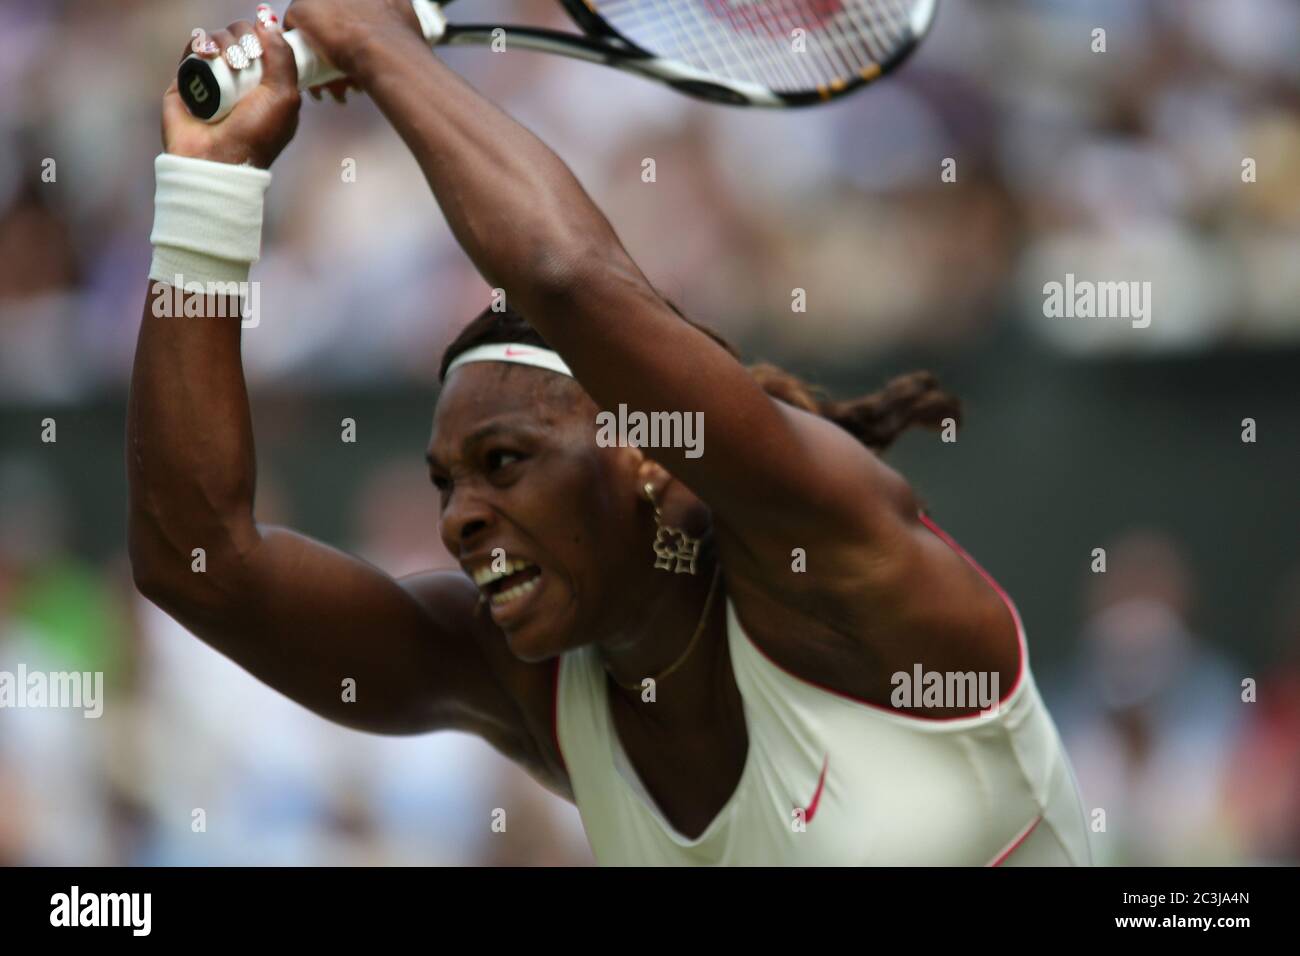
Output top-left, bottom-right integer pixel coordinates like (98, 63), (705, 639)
(428, 362), (646, 661)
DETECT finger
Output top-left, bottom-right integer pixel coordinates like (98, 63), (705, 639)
(255, 4), (281, 31)
(206, 27), (242, 71)
(161, 83), (191, 127)
(225, 20), (263, 72)
(256, 18), (300, 92)
(309, 78), (357, 93)
(160, 82), (194, 146)
(184, 27), (220, 63)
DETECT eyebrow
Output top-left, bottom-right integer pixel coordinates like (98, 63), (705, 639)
(425, 421), (531, 469)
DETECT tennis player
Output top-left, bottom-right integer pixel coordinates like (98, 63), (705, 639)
(129, 1), (1092, 865)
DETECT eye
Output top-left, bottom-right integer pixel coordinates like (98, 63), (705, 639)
(486, 449), (524, 472)
(430, 473), (450, 493)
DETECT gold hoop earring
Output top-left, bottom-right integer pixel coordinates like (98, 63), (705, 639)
(645, 482), (700, 575)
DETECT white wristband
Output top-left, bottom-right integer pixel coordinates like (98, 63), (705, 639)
(149, 153), (272, 288)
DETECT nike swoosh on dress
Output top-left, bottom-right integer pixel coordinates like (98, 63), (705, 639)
(796, 754), (829, 824)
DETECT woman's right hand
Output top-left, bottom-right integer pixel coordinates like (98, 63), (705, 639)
(162, 18), (302, 169)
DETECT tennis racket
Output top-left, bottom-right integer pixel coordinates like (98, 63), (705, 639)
(179, 0), (938, 122)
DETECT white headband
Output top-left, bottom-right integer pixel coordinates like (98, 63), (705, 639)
(444, 342), (574, 378)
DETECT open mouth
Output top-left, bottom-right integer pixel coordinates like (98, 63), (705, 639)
(473, 559), (543, 609)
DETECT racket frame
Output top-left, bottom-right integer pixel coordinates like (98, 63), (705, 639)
(177, 0), (938, 120)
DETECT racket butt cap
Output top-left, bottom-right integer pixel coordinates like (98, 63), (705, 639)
(178, 55), (231, 122)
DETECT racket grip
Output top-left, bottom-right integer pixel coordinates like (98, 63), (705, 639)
(178, 31), (342, 123)
(177, 2), (446, 123)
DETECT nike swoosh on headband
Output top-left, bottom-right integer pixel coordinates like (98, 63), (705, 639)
(444, 343), (575, 378)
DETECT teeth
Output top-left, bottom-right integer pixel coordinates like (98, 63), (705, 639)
(472, 558), (535, 587)
(490, 575), (540, 607)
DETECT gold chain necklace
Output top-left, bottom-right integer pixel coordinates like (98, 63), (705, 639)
(611, 564), (722, 692)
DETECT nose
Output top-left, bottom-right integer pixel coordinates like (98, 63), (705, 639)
(438, 483), (494, 555)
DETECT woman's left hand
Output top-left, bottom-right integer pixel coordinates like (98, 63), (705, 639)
(283, 0), (425, 78)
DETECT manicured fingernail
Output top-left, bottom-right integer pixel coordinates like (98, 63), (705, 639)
(191, 28), (220, 57)
(240, 32), (264, 59)
(256, 5), (281, 30)
(224, 43), (251, 69)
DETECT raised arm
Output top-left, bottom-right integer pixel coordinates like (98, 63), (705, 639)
(285, 1), (1018, 691)
(285, 1), (916, 560)
(129, 19), (545, 767)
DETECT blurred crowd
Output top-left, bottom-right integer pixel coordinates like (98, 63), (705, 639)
(1051, 532), (1300, 865)
(2, 0), (1300, 403)
(1, 0), (1298, 864)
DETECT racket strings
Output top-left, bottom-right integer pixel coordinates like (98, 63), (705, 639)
(593, 0), (919, 94)
(695, 0), (812, 90)
(643, 0), (800, 90)
(651, 0), (752, 84)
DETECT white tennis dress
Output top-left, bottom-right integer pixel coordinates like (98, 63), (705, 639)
(553, 515), (1093, 866)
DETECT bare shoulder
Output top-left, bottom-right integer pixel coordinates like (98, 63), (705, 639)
(399, 570), (572, 800)
(715, 447), (1021, 718)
